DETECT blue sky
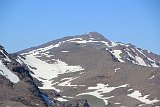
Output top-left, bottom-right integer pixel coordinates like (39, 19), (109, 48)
(0, 0), (160, 54)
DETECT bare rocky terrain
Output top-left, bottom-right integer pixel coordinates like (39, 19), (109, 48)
(1, 32), (160, 107)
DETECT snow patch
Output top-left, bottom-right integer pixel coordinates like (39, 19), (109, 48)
(127, 90), (159, 104)
(61, 51), (69, 53)
(136, 48), (159, 67)
(67, 37), (116, 47)
(22, 54), (84, 89)
(115, 68), (120, 72)
(110, 50), (125, 62)
(39, 80), (61, 92)
(147, 50), (151, 53)
(58, 77), (86, 87)
(148, 75), (155, 80)
(111, 42), (117, 47)
(128, 89), (133, 91)
(0, 61), (19, 83)
(63, 96), (74, 99)
(16, 56), (24, 64)
(115, 102), (121, 105)
(147, 57), (159, 67)
(135, 56), (147, 66)
(125, 49), (136, 64)
(138, 104), (146, 106)
(56, 97), (68, 102)
(21, 42), (63, 56)
(77, 83), (129, 105)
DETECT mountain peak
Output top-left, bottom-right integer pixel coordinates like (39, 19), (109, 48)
(88, 31), (102, 35)
(85, 32), (106, 40)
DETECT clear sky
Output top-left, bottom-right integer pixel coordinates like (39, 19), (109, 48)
(0, 0), (160, 54)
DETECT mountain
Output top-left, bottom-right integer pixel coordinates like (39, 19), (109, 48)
(16, 32), (160, 107)
(0, 45), (89, 107)
(1, 32), (160, 107)
(18, 32), (160, 68)
(0, 45), (48, 107)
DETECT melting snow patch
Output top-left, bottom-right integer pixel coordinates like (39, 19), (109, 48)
(115, 68), (120, 72)
(22, 55), (84, 89)
(138, 104), (146, 106)
(21, 42), (63, 56)
(135, 48), (159, 67)
(88, 33), (92, 37)
(58, 77), (86, 87)
(63, 96), (74, 99)
(67, 38), (83, 41)
(110, 50), (125, 62)
(151, 63), (159, 67)
(77, 83), (129, 105)
(16, 55), (24, 64)
(39, 80), (61, 92)
(135, 56), (147, 66)
(127, 90), (159, 104)
(131, 48), (138, 56)
(115, 102), (121, 105)
(0, 61), (19, 83)
(111, 42), (117, 47)
(128, 89), (133, 91)
(67, 37), (116, 47)
(79, 72), (84, 74)
(147, 57), (159, 67)
(147, 50), (151, 53)
(61, 51), (69, 53)
(125, 50), (136, 63)
(148, 75), (155, 80)
(56, 97), (68, 102)
(106, 48), (109, 51)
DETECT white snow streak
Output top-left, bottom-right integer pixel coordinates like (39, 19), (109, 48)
(63, 96), (74, 99)
(67, 37), (117, 48)
(136, 48), (159, 67)
(21, 42), (63, 56)
(127, 90), (159, 104)
(114, 68), (120, 72)
(0, 61), (19, 83)
(115, 102), (121, 105)
(61, 51), (69, 53)
(58, 77), (86, 87)
(56, 97), (68, 102)
(77, 83), (129, 105)
(148, 75), (155, 80)
(135, 56), (147, 66)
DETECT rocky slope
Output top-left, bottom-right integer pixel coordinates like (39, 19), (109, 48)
(0, 45), (48, 107)
(15, 32), (160, 107)
(0, 45), (89, 107)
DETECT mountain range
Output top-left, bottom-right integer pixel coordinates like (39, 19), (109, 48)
(0, 32), (160, 107)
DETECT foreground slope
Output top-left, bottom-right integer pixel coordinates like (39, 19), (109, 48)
(0, 45), (89, 107)
(18, 32), (160, 107)
(0, 45), (48, 107)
